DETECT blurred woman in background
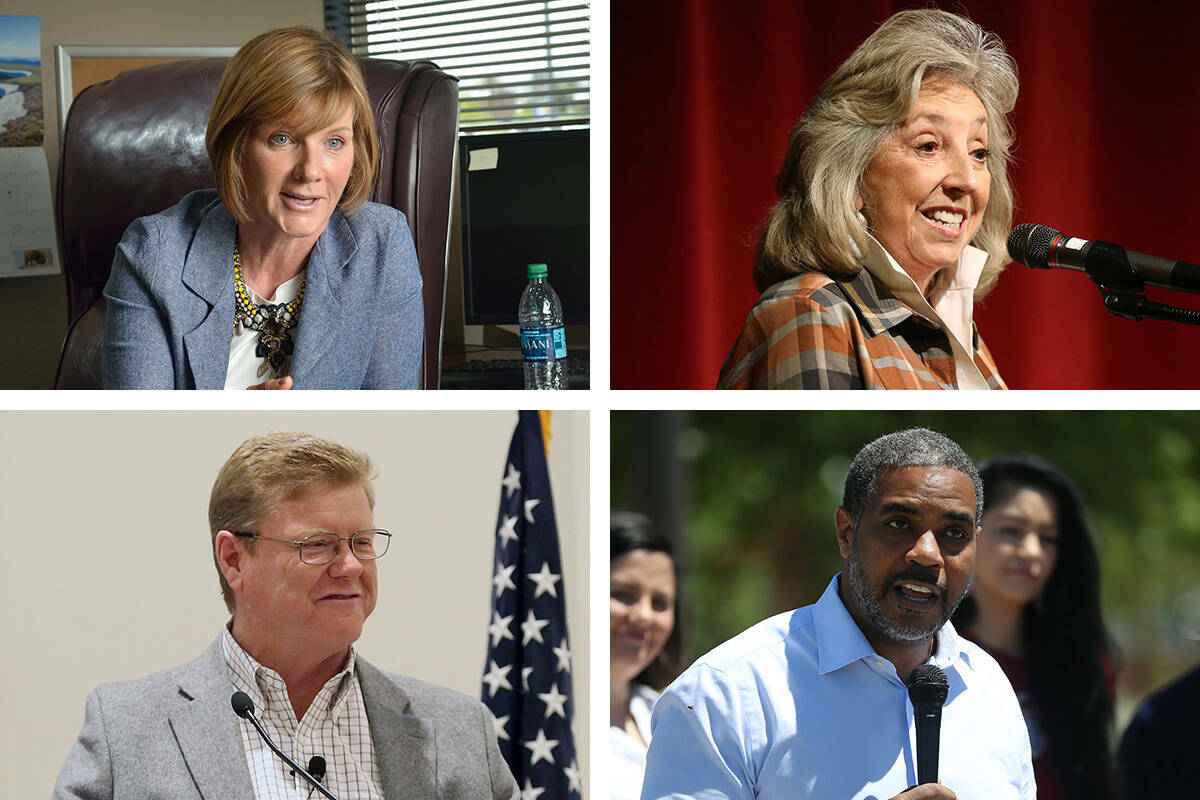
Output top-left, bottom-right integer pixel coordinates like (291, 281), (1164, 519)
(953, 454), (1117, 800)
(610, 512), (682, 800)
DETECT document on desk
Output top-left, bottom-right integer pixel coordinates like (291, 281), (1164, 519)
(0, 146), (59, 277)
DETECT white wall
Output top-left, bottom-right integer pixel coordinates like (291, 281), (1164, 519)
(0, 410), (589, 798)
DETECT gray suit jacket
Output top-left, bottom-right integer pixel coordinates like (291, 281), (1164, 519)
(52, 637), (519, 800)
(101, 190), (423, 389)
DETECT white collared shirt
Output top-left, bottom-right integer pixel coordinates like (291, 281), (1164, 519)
(860, 234), (991, 390)
(610, 683), (661, 800)
(222, 627), (384, 800)
(641, 576), (1035, 800)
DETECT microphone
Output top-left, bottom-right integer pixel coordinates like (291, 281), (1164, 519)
(298, 756), (326, 800)
(1007, 223), (1200, 295)
(907, 664), (949, 786)
(230, 691), (340, 800)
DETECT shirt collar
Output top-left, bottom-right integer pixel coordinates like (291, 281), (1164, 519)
(836, 265), (915, 338)
(221, 624), (358, 717)
(856, 233), (988, 350)
(812, 574), (976, 682)
(856, 232), (986, 300)
(242, 268), (306, 305)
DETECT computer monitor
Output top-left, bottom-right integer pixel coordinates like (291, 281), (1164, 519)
(459, 129), (589, 325)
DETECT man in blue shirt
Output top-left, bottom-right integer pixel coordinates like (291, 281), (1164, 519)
(640, 428), (1035, 800)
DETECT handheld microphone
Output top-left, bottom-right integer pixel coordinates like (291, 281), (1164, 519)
(1007, 223), (1200, 295)
(230, 691), (340, 800)
(907, 664), (949, 786)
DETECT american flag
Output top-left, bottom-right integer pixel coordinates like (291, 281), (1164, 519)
(483, 411), (581, 800)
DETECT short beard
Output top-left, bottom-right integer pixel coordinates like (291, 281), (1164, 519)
(844, 545), (965, 645)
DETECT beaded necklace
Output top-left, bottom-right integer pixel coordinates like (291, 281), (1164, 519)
(233, 245), (307, 380)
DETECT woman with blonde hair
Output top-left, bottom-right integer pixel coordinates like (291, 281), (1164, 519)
(718, 9), (1018, 389)
(103, 26), (422, 389)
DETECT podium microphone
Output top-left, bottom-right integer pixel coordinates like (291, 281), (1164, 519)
(1007, 223), (1200, 295)
(231, 691), (340, 800)
(907, 665), (949, 786)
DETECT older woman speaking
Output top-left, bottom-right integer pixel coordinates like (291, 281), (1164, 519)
(102, 27), (422, 389)
(718, 10), (1017, 390)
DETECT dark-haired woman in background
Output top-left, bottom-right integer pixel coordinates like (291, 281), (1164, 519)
(610, 512), (682, 800)
(953, 455), (1117, 800)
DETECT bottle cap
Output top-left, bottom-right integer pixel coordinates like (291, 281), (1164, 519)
(526, 262), (548, 279)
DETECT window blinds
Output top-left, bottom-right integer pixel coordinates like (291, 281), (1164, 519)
(338, 0), (590, 131)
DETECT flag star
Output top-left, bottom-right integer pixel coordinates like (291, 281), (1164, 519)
(522, 666), (535, 692)
(497, 515), (519, 548)
(519, 778), (545, 800)
(520, 609), (550, 645)
(501, 463), (522, 497)
(523, 497), (541, 523)
(552, 638), (572, 673)
(487, 611), (515, 647)
(492, 562), (517, 597)
(482, 660), (512, 697)
(527, 561), (561, 598)
(537, 682), (568, 719)
(522, 728), (559, 766)
(564, 759), (583, 794)
(493, 714), (510, 742)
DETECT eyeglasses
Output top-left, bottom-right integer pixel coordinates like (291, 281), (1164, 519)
(234, 529), (391, 565)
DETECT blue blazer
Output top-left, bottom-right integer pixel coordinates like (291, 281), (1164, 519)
(102, 190), (423, 389)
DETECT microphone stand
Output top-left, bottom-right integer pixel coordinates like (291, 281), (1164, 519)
(233, 693), (340, 800)
(1079, 246), (1200, 326)
(242, 712), (339, 800)
(1098, 293), (1200, 326)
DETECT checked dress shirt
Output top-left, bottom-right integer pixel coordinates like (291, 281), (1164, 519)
(223, 627), (384, 800)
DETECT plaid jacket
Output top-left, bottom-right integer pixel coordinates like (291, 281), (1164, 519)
(717, 267), (1006, 390)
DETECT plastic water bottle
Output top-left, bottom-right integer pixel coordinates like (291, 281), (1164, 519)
(519, 262), (568, 390)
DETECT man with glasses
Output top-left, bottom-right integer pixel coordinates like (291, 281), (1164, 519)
(53, 431), (519, 800)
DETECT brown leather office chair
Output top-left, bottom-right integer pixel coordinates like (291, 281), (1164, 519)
(54, 56), (458, 389)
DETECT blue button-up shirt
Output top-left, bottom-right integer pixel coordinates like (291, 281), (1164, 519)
(641, 576), (1035, 800)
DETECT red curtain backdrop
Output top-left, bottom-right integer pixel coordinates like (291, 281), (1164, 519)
(611, 0), (1200, 389)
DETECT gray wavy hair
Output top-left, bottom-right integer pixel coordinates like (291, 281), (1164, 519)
(753, 9), (1019, 296)
(842, 427), (984, 525)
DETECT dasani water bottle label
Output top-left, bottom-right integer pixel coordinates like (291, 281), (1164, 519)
(520, 326), (567, 360)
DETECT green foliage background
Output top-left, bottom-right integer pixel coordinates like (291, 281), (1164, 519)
(612, 410), (1200, 729)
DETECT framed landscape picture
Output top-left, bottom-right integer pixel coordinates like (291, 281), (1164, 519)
(0, 15), (43, 147)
